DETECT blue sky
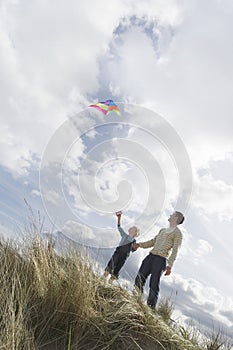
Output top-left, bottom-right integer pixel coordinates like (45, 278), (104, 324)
(1, 0), (233, 340)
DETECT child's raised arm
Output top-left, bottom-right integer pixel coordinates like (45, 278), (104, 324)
(116, 211), (122, 226)
(116, 211), (127, 237)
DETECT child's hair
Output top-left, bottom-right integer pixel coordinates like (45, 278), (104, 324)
(130, 226), (140, 237)
(135, 227), (140, 237)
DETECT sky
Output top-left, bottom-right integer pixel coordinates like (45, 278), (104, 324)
(1, 0), (233, 341)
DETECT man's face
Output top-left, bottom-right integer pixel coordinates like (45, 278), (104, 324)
(168, 212), (177, 223)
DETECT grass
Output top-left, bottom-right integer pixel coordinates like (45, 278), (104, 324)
(0, 234), (232, 350)
(156, 297), (174, 324)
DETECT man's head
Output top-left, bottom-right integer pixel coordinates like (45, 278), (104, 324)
(128, 226), (140, 238)
(168, 211), (185, 226)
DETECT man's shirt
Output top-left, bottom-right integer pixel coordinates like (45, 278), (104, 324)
(138, 227), (182, 268)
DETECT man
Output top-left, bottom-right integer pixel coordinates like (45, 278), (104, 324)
(134, 211), (184, 309)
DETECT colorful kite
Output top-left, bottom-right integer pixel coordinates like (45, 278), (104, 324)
(89, 99), (121, 116)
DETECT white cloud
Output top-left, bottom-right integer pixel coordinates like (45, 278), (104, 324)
(195, 239), (212, 260)
(192, 173), (233, 221)
(0, 223), (14, 240)
(0, 0), (124, 176)
(191, 239), (213, 266)
(62, 220), (95, 241)
(0, 219), (24, 242)
(2, 0), (232, 188)
(43, 189), (61, 206)
(61, 124), (182, 234)
(102, 1), (233, 167)
(31, 189), (41, 197)
(0, 0), (190, 178)
(178, 227), (213, 266)
(162, 273), (233, 331)
(126, 125), (180, 208)
(64, 148), (149, 219)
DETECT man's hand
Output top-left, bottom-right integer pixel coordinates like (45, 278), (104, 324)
(164, 266), (171, 276)
(133, 243), (140, 251)
(116, 211), (122, 217)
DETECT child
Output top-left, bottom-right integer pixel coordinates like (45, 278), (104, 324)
(103, 211), (140, 284)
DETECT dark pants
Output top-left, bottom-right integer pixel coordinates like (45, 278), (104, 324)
(105, 243), (132, 278)
(134, 253), (166, 308)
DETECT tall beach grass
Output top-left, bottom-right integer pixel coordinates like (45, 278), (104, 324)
(0, 234), (231, 350)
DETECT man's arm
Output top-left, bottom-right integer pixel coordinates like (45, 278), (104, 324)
(165, 231), (183, 275)
(133, 230), (161, 250)
(139, 237), (156, 248)
(134, 235), (157, 250)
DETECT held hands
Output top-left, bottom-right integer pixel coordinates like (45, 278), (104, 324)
(116, 211), (122, 217)
(133, 243), (140, 251)
(164, 266), (171, 276)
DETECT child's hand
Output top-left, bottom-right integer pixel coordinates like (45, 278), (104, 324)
(116, 211), (122, 217)
(133, 243), (140, 250)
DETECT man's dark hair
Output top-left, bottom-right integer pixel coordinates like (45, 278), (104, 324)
(175, 211), (185, 225)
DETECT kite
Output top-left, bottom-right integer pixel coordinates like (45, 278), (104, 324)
(89, 99), (121, 116)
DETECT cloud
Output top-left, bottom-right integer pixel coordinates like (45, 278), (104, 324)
(0, 219), (24, 241)
(0, 223), (14, 240)
(0, 0), (125, 177)
(62, 220), (95, 241)
(192, 172), (233, 221)
(43, 189), (61, 206)
(126, 125), (180, 207)
(179, 227), (213, 266)
(206, 153), (233, 186)
(220, 309), (233, 325)
(194, 239), (212, 261)
(0, 0), (188, 178)
(2, 0), (232, 204)
(161, 274), (233, 336)
(102, 2), (233, 167)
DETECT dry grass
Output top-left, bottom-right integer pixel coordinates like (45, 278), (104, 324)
(0, 235), (231, 350)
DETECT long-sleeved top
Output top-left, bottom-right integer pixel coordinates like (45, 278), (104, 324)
(117, 225), (135, 246)
(138, 227), (182, 268)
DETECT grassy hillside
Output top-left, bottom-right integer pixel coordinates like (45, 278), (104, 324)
(0, 235), (231, 350)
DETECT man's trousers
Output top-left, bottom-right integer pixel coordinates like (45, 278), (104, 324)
(134, 253), (166, 308)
